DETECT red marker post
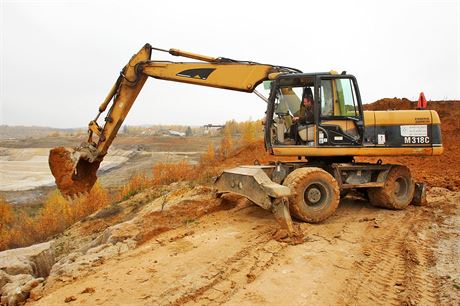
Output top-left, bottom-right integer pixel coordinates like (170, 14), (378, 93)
(417, 92), (427, 110)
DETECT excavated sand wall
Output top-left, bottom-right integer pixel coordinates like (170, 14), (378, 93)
(0, 242), (55, 305)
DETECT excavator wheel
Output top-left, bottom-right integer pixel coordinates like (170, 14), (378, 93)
(283, 167), (340, 223)
(367, 165), (415, 210)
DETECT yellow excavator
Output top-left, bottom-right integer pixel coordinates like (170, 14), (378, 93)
(49, 44), (443, 234)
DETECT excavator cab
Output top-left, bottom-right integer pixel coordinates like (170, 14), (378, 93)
(266, 72), (365, 150)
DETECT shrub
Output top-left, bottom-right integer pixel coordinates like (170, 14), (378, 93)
(152, 160), (193, 185)
(0, 196), (14, 226)
(117, 173), (151, 201)
(0, 182), (111, 251)
(240, 121), (256, 144)
(0, 197), (15, 250)
(34, 190), (74, 240)
(219, 125), (233, 159)
(201, 144), (216, 165)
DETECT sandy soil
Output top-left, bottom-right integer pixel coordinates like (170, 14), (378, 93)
(0, 148), (133, 192)
(0, 148), (53, 191)
(29, 187), (459, 306)
(0, 133), (218, 205)
(0, 147), (201, 205)
(2, 99), (459, 305)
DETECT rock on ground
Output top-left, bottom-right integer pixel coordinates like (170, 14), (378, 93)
(0, 241), (53, 305)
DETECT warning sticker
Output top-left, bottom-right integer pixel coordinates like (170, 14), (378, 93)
(400, 125), (428, 137)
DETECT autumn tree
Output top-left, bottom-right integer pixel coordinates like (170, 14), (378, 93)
(201, 143), (216, 164)
(219, 124), (233, 159)
(0, 197), (15, 250)
(240, 121), (257, 144)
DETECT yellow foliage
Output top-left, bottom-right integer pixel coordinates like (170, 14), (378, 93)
(74, 181), (110, 218)
(241, 121), (256, 144)
(223, 119), (239, 136)
(117, 173), (151, 201)
(13, 211), (35, 248)
(0, 182), (110, 251)
(34, 191), (73, 240)
(0, 119), (266, 251)
(219, 125), (233, 159)
(0, 196), (14, 227)
(152, 161), (193, 185)
(0, 198), (36, 249)
(86, 181), (109, 211)
(201, 144), (216, 165)
(0, 197), (15, 250)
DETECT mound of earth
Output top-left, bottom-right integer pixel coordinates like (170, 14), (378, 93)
(1, 183), (236, 305)
(360, 98), (460, 190)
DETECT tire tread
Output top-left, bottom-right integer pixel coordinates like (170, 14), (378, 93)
(283, 167), (340, 223)
(368, 165), (415, 210)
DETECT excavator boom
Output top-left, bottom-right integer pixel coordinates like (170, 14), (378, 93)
(49, 43), (297, 197)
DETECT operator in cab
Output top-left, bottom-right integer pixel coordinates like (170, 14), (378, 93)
(293, 88), (314, 124)
(290, 87), (314, 143)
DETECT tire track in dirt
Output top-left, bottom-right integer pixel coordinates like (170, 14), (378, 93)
(400, 204), (443, 305)
(158, 229), (288, 305)
(343, 208), (440, 305)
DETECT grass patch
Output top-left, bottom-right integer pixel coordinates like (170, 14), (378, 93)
(116, 173), (151, 202)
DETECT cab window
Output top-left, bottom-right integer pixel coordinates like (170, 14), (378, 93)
(320, 78), (359, 117)
(274, 86), (303, 116)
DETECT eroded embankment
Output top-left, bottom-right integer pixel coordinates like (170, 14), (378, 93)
(10, 186), (456, 306)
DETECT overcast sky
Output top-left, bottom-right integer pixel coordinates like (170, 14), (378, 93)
(1, 0), (459, 128)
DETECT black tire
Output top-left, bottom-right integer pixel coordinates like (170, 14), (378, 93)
(283, 167), (340, 223)
(367, 165), (415, 210)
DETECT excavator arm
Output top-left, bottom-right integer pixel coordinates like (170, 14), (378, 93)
(49, 43), (298, 197)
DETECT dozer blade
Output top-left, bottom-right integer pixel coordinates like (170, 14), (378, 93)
(214, 166), (295, 236)
(49, 147), (101, 197)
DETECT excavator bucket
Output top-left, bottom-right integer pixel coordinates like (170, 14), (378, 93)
(49, 147), (101, 197)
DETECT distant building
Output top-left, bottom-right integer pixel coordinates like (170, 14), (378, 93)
(169, 130), (186, 137)
(155, 129), (185, 137)
(203, 124), (224, 136)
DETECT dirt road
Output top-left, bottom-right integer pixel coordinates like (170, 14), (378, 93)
(31, 188), (459, 305)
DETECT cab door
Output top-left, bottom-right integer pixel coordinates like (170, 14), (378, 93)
(316, 76), (364, 146)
